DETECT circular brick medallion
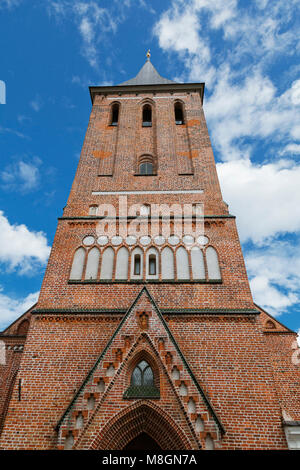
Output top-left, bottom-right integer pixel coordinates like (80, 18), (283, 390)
(140, 236), (151, 246)
(97, 236), (108, 246)
(83, 235), (95, 246)
(168, 235), (180, 246)
(197, 235), (209, 245)
(126, 235), (137, 245)
(111, 236), (123, 246)
(183, 235), (194, 245)
(154, 235), (165, 246)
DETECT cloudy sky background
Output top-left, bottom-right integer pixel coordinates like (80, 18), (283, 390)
(0, 0), (300, 338)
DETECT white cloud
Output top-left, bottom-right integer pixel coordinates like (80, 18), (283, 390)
(217, 158), (300, 243)
(30, 94), (43, 112)
(0, 126), (29, 140)
(0, 289), (39, 330)
(48, 1), (118, 69)
(0, 211), (50, 274)
(1, 158), (41, 192)
(280, 144), (300, 155)
(205, 72), (300, 161)
(245, 243), (300, 316)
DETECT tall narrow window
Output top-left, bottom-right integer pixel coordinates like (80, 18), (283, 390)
(176, 246), (190, 280)
(174, 102), (184, 125)
(111, 103), (119, 126)
(142, 105), (152, 127)
(161, 247), (174, 280)
(85, 247), (100, 280)
(70, 247), (86, 280)
(115, 247), (129, 280)
(100, 247), (114, 280)
(134, 254), (141, 275)
(206, 247), (221, 280)
(131, 248), (143, 279)
(149, 255), (156, 275)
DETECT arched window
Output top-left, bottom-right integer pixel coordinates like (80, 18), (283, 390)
(142, 104), (152, 126)
(110, 103), (119, 126)
(89, 205), (98, 216)
(115, 246), (129, 280)
(85, 247), (100, 280)
(206, 247), (221, 280)
(174, 102), (184, 125)
(191, 247), (205, 280)
(124, 360), (159, 398)
(70, 247), (86, 280)
(131, 248), (143, 279)
(100, 247), (114, 280)
(138, 155), (155, 176)
(176, 246), (190, 280)
(161, 247), (175, 280)
(146, 248), (159, 279)
(139, 161), (153, 175)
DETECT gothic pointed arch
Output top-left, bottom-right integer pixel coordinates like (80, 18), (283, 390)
(92, 401), (191, 450)
(124, 348), (160, 399)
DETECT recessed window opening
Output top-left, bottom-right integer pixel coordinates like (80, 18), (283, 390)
(142, 105), (152, 127)
(124, 359), (159, 398)
(174, 103), (184, 125)
(149, 255), (156, 275)
(139, 162), (153, 175)
(111, 104), (119, 126)
(134, 254), (141, 275)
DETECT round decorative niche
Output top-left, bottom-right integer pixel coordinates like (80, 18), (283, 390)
(154, 235), (165, 246)
(83, 235), (95, 246)
(111, 236), (123, 246)
(126, 235), (137, 246)
(168, 235), (180, 246)
(97, 235), (108, 246)
(197, 235), (209, 246)
(140, 235), (151, 246)
(183, 235), (194, 245)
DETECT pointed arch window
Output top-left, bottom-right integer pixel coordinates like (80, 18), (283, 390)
(174, 102), (184, 125)
(110, 103), (119, 126)
(124, 360), (160, 398)
(142, 104), (152, 127)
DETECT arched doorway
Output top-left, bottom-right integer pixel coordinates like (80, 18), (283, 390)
(124, 433), (161, 450)
(94, 402), (191, 450)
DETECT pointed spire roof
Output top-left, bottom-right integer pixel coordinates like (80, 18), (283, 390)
(119, 58), (176, 86)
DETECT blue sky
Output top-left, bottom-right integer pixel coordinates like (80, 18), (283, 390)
(0, 0), (300, 338)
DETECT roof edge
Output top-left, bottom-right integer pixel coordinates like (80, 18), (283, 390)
(89, 82), (205, 105)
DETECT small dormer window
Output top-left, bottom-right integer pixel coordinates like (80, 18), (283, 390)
(142, 105), (152, 127)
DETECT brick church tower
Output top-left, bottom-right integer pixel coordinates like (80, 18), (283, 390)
(1, 55), (300, 450)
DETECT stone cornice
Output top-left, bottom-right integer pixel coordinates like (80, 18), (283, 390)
(89, 82), (205, 105)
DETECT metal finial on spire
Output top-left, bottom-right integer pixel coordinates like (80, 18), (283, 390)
(146, 49), (151, 61)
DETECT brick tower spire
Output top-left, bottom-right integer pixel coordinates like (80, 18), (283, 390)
(1, 59), (299, 450)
